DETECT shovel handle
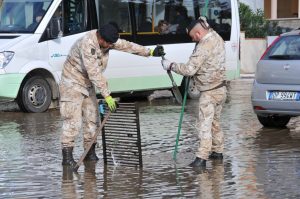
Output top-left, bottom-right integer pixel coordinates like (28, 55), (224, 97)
(73, 111), (111, 172)
(161, 55), (183, 104)
(167, 70), (176, 83)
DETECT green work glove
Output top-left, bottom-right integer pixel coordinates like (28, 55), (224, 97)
(150, 45), (165, 57)
(105, 96), (117, 112)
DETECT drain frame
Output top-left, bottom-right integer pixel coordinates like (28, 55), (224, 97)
(101, 102), (142, 167)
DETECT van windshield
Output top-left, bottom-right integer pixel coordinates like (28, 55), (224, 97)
(0, 0), (52, 33)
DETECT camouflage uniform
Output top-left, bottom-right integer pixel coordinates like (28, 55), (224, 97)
(60, 30), (151, 148)
(172, 29), (226, 160)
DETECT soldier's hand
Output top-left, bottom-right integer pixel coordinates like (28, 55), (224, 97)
(105, 96), (117, 112)
(151, 45), (165, 57)
(161, 59), (172, 71)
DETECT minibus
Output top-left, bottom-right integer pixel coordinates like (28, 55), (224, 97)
(0, 0), (240, 112)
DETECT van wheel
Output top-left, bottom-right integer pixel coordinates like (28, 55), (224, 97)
(180, 77), (201, 99)
(257, 115), (290, 128)
(17, 76), (52, 113)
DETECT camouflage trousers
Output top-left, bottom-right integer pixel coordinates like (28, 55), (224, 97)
(196, 86), (227, 160)
(60, 85), (100, 148)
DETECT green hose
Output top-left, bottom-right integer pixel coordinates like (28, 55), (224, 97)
(173, 77), (190, 161)
(172, 0), (209, 161)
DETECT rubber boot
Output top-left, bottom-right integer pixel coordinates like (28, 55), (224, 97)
(189, 157), (206, 167)
(62, 147), (77, 167)
(84, 143), (99, 162)
(209, 152), (223, 160)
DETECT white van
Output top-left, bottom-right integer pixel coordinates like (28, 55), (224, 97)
(0, 0), (240, 112)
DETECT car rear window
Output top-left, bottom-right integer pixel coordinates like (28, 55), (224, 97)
(265, 35), (300, 60)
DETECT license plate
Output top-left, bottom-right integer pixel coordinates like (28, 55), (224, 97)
(267, 91), (300, 101)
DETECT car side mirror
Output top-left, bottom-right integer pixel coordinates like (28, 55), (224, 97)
(47, 17), (62, 39)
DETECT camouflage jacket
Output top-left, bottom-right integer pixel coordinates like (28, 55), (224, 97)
(172, 29), (225, 91)
(60, 29), (151, 100)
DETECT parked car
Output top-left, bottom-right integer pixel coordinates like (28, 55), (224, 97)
(251, 29), (300, 128)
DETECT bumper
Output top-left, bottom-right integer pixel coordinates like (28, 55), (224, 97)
(0, 73), (25, 99)
(251, 80), (300, 116)
(253, 106), (300, 116)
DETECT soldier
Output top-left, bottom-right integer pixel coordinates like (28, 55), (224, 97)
(60, 24), (165, 167)
(161, 17), (227, 168)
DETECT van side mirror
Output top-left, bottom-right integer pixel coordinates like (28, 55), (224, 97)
(47, 17), (62, 39)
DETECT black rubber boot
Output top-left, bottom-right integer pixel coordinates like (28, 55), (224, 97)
(62, 147), (77, 167)
(84, 143), (99, 162)
(189, 157), (206, 167)
(209, 152), (223, 160)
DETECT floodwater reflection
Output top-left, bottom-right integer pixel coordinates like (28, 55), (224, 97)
(1, 79), (300, 198)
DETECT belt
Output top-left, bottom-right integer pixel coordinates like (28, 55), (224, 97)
(201, 81), (227, 92)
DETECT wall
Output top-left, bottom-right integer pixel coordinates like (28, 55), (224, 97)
(240, 32), (267, 74)
(274, 19), (300, 31)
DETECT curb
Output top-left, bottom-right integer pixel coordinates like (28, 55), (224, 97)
(240, 74), (255, 79)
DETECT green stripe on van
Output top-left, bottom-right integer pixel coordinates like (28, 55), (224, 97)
(108, 74), (183, 93)
(0, 74), (25, 98)
(108, 69), (240, 93)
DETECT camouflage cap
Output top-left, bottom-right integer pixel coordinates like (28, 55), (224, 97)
(98, 24), (119, 43)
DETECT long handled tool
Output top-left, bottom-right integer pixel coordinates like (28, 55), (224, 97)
(73, 111), (111, 172)
(162, 55), (183, 104)
(173, 77), (190, 161)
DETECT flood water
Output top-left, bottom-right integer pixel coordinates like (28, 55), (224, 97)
(1, 78), (300, 198)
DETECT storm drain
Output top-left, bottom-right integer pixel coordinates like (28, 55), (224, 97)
(101, 102), (142, 167)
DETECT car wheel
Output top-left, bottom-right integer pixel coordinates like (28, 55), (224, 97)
(257, 115), (290, 128)
(180, 77), (201, 99)
(17, 76), (52, 113)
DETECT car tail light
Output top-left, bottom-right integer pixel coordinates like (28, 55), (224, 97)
(259, 36), (281, 60)
(254, 106), (266, 110)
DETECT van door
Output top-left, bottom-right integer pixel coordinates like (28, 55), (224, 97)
(46, 0), (92, 79)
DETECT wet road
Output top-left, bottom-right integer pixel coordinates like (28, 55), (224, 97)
(1, 78), (300, 198)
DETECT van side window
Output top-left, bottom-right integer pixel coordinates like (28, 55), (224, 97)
(134, 1), (195, 35)
(195, 0), (232, 41)
(64, 0), (86, 35)
(40, 0), (99, 42)
(97, 0), (132, 34)
(132, 1), (195, 45)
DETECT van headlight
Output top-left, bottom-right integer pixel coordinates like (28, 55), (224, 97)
(0, 51), (14, 69)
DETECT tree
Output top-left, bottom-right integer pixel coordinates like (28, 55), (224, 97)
(239, 3), (282, 38)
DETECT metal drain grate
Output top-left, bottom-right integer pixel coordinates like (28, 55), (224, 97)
(101, 102), (142, 167)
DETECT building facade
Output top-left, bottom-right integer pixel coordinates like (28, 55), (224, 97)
(264, 0), (299, 19)
(265, 0), (300, 31)
(240, 0), (300, 31)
